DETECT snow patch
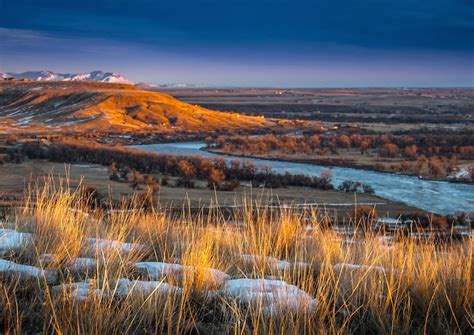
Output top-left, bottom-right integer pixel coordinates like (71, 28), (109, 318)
(377, 217), (402, 225)
(51, 280), (102, 301)
(115, 278), (182, 298)
(239, 254), (310, 272)
(449, 166), (473, 180)
(15, 116), (34, 125)
(134, 262), (230, 286)
(0, 229), (33, 255)
(222, 278), (316, 315)
(69, 258), (97, 271)
(84, 238), (145, 255)
(0, 259), (57, 284)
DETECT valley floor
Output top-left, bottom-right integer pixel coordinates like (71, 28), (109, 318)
(0, 160), (423, 217)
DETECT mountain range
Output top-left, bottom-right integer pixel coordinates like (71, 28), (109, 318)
(0, 70), (135, 85)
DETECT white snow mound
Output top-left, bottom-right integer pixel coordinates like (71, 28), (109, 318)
(0, 259), (57, 284)
(134, 261), (230, 286)
(115, 278), (182, 298)
(222, 278), (316, 315)
(0, 229), (33, 255)
(85, 238), (144, 255)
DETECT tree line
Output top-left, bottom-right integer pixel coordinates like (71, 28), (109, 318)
(14, 139), (334, 190)
(206, 133), (474, 179)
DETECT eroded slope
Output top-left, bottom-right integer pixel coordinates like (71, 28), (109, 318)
(0, 81), (273, 133)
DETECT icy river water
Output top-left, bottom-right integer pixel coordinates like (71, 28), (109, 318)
(132, 142), (474, 215)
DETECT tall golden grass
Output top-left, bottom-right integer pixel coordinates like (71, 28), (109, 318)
(0, 178), (471, 334)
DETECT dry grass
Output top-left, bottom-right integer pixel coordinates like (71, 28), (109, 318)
(0, 178), (471, 334)
(0, 81), (273, 134)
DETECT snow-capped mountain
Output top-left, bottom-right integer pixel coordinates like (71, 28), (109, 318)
(0, 72), (14, 80)
(3, 70), (135, 84)
(4, 71), (67, 81)
(65, 71), (134, 84)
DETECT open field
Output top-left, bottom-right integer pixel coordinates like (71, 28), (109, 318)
(157, 87), (474, 126)
(0, 160), (422, 217)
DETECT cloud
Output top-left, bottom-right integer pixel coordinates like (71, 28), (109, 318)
(0, 27), (128, 54)
(0, 28), (61, 46)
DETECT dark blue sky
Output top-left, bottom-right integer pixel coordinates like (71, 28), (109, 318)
(1, 0), (473, 86)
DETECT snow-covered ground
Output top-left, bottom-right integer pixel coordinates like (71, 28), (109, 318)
(238, 254), (310, 272)
(85, 237), (145, 255)
(134, 261), (230, 286)
(449, 166), (473, 181)
(222, 278), (316, 315)
(0, 259), (57, 284)
(0, 224), (468, 324)
(0, 228), (33, 256)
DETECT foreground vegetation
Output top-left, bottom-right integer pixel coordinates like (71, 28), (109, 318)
(0, 179), (471, 334)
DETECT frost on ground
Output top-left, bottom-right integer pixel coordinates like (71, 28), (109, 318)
(222, 278), (316, 315)
(0, 228), (33, 256)
(0, 259), (57, 284)
(134, 261), (230, 286)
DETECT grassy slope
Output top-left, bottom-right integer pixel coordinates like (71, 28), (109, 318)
(0, 81), (274, 134)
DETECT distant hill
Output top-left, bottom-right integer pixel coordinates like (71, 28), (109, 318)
(2, 70), (135, 85)
(0, 81), (273, 134)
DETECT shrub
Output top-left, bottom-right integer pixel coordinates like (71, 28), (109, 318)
(338, 180), (375, 194)
(217, 179), (240, 191)
(176, 178), (195, 188)
(362, 184), (375, 194)
(351, 205), (377, 228)
(79, 184), (104, 209)
(207, 168), (225, 189)
(161, 176), (169, 186)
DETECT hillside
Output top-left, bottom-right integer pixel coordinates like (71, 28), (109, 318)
(0, 81), (273, 134)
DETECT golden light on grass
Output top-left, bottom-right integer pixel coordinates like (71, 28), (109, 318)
(0, 177), (471, 334)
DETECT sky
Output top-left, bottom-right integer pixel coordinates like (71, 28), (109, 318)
(1, 0), (473, 87)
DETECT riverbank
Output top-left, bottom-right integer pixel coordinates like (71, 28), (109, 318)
(206, 147), (473, 185)
(134, 141), (474, 215)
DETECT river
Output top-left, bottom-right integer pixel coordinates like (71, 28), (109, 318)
(132, 142), (474, 215)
